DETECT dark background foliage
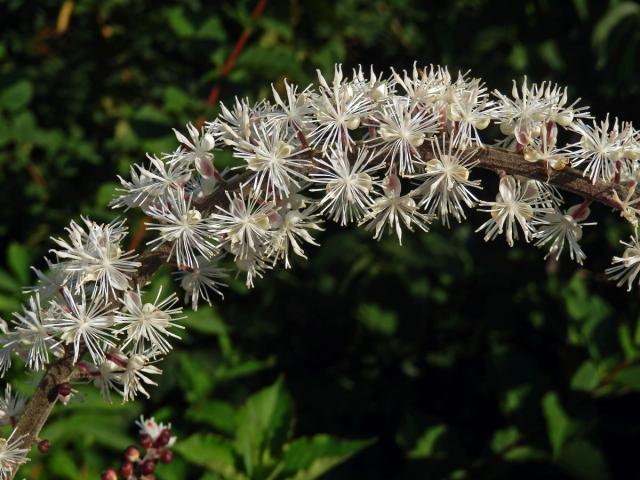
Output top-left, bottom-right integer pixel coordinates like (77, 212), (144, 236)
(2, 0), (640, 478)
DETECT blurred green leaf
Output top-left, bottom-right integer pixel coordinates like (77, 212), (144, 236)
(281, 434), (373, 480)
(542, 392), (574, 457)
(0, 80), (33, 111)
(235, 377), (293, 476)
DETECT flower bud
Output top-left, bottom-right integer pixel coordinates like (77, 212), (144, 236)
(139, 434), (153, 450)
(37, 439), (50, 454)
(142, 459), (156, 475)
(123, 445), (140, 463)
(154, 429), (172, 447)
(101, 468), (118, 480)
(159, 449), (174, 464)
(120, 461), (133, 477)
(57, 383), (72, 397)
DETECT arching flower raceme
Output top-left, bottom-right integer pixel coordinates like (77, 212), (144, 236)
(606, 234), (640, 291)
(311, 147), (383, 226)
(534, 203), (596, 264)
(412, 136), (482, 226)
(368, 96), (439, 174)
(115, 287), (185, 355)
(360, 173), (433, 244)
(146, 188), (218, 269)
(477, 175), (553, 246)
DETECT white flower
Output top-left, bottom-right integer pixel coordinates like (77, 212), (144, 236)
(368, 96), (439, 174)
(360, 173), (432, 244)
(566, 116), (625, 183)
(50, 218), (140, 301)
(234, 122), (311, 199)
(534, 203), (595, 264)
(391, 63), (451, 108)
(115, 287), (184, 355)
(214, 97), (257, 143)
(476, 175), (552, 246)
(173, 122), (216, 177)
(112, 152), (192, 210)
(412, 136), (481, 226)
(309, 65), (373, 152)
(267, 80), (313, 133)
(235, 249), (271, 288)
(447, 77), (493, 147)
(492, 77), (548, 146)
(210, 189), (275, 260)
(9, 293), (55, 371)
(351, 65), (392, 103)
(310, 147), (383, 225)
(146, 188), (218, 269)
(120, 352), (162, 402)
(0, 429), (29, 479)
(177, 256), (227, 310)
(267, 207), (323, 268)
(606, 234), (640, 291)
(48, 287), (116, 364)
(0, 385), (26, 426)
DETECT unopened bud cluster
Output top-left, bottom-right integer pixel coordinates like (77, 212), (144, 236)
(101, 416), (175, 480)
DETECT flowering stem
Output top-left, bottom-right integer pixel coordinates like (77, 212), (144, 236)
(7, 142), (633, 479)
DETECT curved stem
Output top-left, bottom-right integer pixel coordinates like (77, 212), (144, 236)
(8, 143), (629, 478)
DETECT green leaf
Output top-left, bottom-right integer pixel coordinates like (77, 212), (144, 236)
(557, 439), (610, 480)
(282, 434), (373, 480)
(570, 361), (600, 391)
(187, 400), (237, 434)
(0, 80), (33, 111)
(406, 424), (448, 459)
(542, 392), (574, 457)
(0, 268), (21, 293)
(613, 365), (640, 390)
(166, 6), (196, 37)
(593, 2), (640, 66)
(356, 303), (398, 335)
(175, 433), (242, 478)
(235, 377), (294, 476)
(7, 242), (31, 284)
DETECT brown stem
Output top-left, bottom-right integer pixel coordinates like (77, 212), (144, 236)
(9, 142), (632, 477)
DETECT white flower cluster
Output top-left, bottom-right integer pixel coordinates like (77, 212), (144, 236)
(4, 62), (640, 477)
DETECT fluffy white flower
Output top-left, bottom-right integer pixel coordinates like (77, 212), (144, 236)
(477, 175), (552, 246)
(210, 189), (275, 260)
(9, 293), (55, 371)
(48, 287), (116, 364)
(50, 218), (140, 301)
(173, 122), (216, 177)
(177, 256), (227, 310)
(0, 429), (29, 479)
(146, 188), (218, 269)
(360, 173), (432, 244)
(606, 234), (640, 291)
(412, 136), (481, 226)
(267, 207), (323, 268)
(311, 147), (383, 226)
(115, 287), (184, 355)
(534, 203), (595, 264)
(0, 385), (25, 427)
(234, 122), (311, 199)
(368, 96), (439, 174)
(309, 65), (373, 152)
